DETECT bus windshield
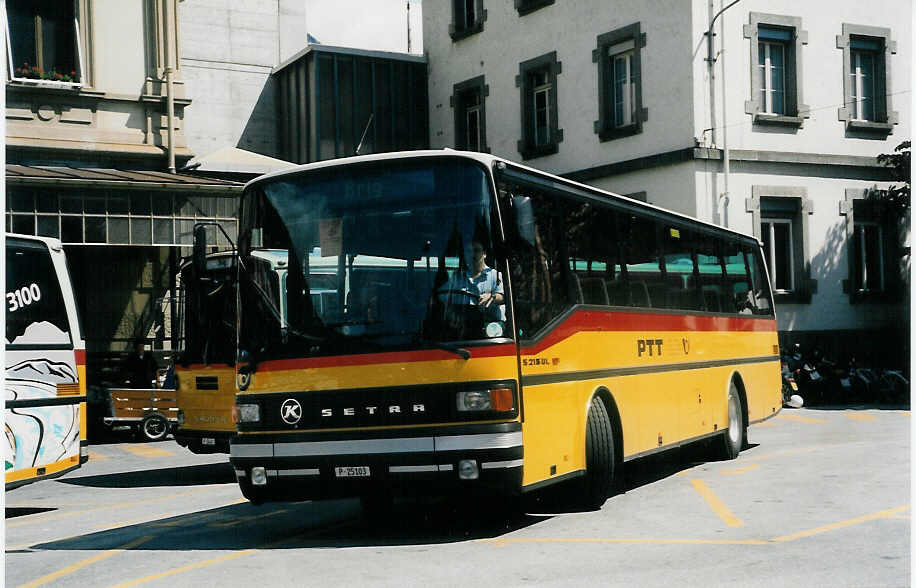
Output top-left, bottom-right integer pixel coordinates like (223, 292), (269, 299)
(239, 157), (507, 359)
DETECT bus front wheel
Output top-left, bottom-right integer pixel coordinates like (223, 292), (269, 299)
(719, 383), (745, 460)
(582, 395), (616, 509)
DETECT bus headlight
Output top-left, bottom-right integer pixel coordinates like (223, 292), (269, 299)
(251, 467), (268, 486)
(456, 388), (514, 412)
(233, 403), (261, 424)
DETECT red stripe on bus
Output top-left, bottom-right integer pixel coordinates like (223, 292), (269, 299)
(257, 343), (518, 373)
(520, 310), (776, 355)
(247, 311), (774, 373)
(75, 349), (86, 365)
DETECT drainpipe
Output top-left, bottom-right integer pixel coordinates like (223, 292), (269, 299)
(706, 0), (740, 226)
(165, 0), (176, 173)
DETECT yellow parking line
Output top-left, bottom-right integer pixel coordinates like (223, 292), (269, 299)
(483, 537), (768, 546)
(108, 520), (352, 588)
(776, 413), (827, 424)
(770, 505), (910, 543)
(110, 548), (257, 588)
(690, 479), (744, 527)
(480, 505), (911, 548)
(120, 444), (174, 458)
(845, 412), (879, 422)
(89, 451), (110, 460)
(18, 535), (154, 588)
(206, 508), (289, 528)
(720, 464), (760, 476)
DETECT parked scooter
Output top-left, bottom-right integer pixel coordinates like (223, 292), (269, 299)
(780, 358), (804, 408)
(785, 344), (825, 405)
(780, 354), (805, 408)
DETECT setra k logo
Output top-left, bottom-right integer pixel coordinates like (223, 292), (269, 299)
(280, 399), (302, 425)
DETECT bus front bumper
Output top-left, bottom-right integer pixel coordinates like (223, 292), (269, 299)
(228, 423), (522, 500)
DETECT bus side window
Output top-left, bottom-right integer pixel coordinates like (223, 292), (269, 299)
(744, 245), (774, 315)
(622, 214), (661, 309)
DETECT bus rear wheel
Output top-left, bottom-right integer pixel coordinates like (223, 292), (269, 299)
(582, 395), (616, 509)
(719, 383), (745, 460)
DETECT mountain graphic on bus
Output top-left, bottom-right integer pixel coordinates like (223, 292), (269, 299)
(6, 359), (76, 384)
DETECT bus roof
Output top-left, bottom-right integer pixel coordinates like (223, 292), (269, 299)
(6, 232), (66, 251)
(243, 150), (761, 245)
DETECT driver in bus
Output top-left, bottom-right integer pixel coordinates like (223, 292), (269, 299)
(441, 239), (506, 328)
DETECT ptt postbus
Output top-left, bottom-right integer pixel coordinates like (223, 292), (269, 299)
(173, 252), (239, 454)
(5, 234), (88, 490)
(203, 151), (780, 506)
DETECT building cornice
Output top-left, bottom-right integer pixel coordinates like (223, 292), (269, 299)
(563, 147), (893, 182)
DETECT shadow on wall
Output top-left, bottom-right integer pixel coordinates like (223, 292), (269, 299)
(805, 219), (848, 327)
(783, 218), (909, 372)
(237, 76), (279, 159)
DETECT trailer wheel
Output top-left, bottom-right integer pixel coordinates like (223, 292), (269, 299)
(140, 414), (169, 442)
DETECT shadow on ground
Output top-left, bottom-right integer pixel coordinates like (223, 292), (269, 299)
(5, 506), (56, 519)
(22, 496), (548, 552)
(57, 462), (236, 488)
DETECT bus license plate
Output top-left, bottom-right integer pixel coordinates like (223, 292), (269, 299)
(335, 466), (370, 478)
(202, 438), (216, 446)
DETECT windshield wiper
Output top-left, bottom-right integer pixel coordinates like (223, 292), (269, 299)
(425, 341), (470, 360)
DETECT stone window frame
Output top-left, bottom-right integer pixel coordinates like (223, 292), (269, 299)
(743, 13), (809, 128)
(839, 189), (902, 303)
(4, 0), (92, 89)
(745, 185), (815, 303)
(449, 0), (486, 42)
(450, 75), (490, 153)
(516, 51), (563, 160)
(515, 0), (555, 17)
(836, 24), (897, 137)
(593, 22), (648, 142)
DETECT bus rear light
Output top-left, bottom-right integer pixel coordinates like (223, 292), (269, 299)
(233, 403), (260, 424)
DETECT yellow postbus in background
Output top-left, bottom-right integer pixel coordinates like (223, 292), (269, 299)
(5, 234), (88, 489)
(201, 151), (780, 507)
(173, 253), (239, 454)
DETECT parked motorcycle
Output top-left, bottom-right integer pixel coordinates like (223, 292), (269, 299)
(780, 359), (804, 408)
(785, 344), (826, 405)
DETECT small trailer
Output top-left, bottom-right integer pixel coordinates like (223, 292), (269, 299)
(103, 388), (178, 441)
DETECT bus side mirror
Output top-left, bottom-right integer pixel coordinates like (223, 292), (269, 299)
(193, 225), (208, 275)
(513, 196), (536, 247)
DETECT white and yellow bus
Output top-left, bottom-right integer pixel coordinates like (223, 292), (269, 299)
(5, 233), (88, 490)
(206, 151), (780, 506)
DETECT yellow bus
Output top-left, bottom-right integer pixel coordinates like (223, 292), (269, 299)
(173, 253), (238, 454)
(5, 234), (88, 490)
(204, 151), (780, 506)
